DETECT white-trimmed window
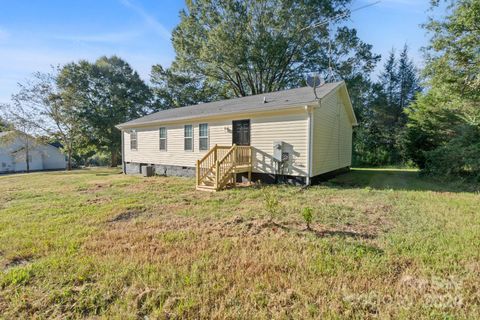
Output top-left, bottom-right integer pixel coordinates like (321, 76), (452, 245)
(159, 127), (167, 151)
(199, 123), (209, 151)
(130, 130), (137, 150)
(184, 125), (193, 151)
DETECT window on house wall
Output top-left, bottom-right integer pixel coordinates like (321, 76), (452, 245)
(130, 130), (137, 150)
(159, 127), (167, 151)
(199, 123), (209, 151)
(184, 125), (193, 151)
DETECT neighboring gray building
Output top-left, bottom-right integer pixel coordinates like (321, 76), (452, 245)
(0, 131), (66, 173)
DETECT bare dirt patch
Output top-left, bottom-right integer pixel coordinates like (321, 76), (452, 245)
(107, 209), (146, 223)
(78, 182), (113, 194)
(85, 196), (112, 205)
(87, 211), (384, 267)
(3, 255), (33, 271)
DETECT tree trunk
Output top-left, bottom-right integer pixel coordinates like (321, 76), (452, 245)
(110, 150), (117, 167)
(25, 138), (30, 173)
(67, 148), (72, 171)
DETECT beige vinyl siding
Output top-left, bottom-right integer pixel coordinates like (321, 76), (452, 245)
(312, 89), (353, 176)
(251, 113), (308, 176)
(123, 111), (308, 176)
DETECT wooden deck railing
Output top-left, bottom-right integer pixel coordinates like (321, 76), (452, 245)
(196, 144), (252, 191)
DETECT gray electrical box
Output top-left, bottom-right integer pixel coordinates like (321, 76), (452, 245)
(273, 141), (284, 162)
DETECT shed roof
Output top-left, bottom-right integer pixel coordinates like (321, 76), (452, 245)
(117, 81), (346, 129)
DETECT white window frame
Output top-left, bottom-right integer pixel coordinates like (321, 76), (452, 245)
(159, 127), (167, 151)
(184, 125), (193, 151)
(130, 130), (137, 150)
(199, 123), (209, 151)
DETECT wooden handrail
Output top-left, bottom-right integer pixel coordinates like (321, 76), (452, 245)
(198, 162), (216, 182)
(196, 144), (253, 191)
(199, 144), (217, 163)
(218, 144), (236, 164)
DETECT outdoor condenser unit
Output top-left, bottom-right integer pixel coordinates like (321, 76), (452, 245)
(141, 165), (155, 177)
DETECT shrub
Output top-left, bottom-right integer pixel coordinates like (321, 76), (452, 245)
(262, 188), (280, 223)
(424, 124), (480, 182)
(302, 207), (313, 230)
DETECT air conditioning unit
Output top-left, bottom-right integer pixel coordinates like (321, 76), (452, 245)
(141, 165), (155, 177)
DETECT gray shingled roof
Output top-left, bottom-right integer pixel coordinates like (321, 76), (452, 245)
(117, 81), (343, 129)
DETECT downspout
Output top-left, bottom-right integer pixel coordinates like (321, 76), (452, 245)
(306, 105), (314, 186)
(121, 129), (125, 174)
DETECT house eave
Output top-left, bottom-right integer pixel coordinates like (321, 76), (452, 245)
(116, 103), (317, 130)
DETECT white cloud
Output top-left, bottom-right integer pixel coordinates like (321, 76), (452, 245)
(119, 0), (171, 41)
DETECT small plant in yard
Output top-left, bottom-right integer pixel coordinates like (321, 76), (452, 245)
(262, 187), (280, 223)
(302, 207), (313, 230)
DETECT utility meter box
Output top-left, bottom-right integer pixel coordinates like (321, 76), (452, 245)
(273, 141), (285, 162)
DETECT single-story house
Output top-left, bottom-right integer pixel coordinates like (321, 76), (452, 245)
(0, 131), (67, 173)
(116, 81), (357, 190)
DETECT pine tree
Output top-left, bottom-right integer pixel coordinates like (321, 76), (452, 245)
(379, 51), (399, 114)
(398, 45), (421, 119)
(358, 46), (421, 165)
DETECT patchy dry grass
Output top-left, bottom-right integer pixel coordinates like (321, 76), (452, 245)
(0, 168), (479, 318)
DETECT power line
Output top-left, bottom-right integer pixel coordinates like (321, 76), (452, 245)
(301, 1), (381, 82)
(300, 1), (381, 31)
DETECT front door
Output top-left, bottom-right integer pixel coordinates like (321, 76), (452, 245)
(232, 119), (250, 146)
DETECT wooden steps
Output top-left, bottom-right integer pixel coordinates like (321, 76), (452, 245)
(196, 144), (252, 191)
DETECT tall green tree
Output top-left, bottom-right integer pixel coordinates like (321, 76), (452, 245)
(171, 0), (379, 97)
(58, 56), (154, 166)
(376, 46), (420, 128)
(381, 52), (398, 108)
(353, 46), (420, 165)
(398, 45), (421, 112)
(150, 65), (226, 108)
(405, 0), (480, 179)
(376, 51), (399, 129)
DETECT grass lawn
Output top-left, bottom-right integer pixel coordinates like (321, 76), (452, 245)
(0, 168), (479, 319)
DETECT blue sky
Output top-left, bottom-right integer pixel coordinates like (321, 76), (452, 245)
(0, 0), (434, 104)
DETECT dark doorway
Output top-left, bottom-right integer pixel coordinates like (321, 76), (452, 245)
(232, 119), (250, 146)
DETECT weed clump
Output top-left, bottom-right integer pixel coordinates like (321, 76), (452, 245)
(262, 187), (281, 223)
(302, 207), (313, 230)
